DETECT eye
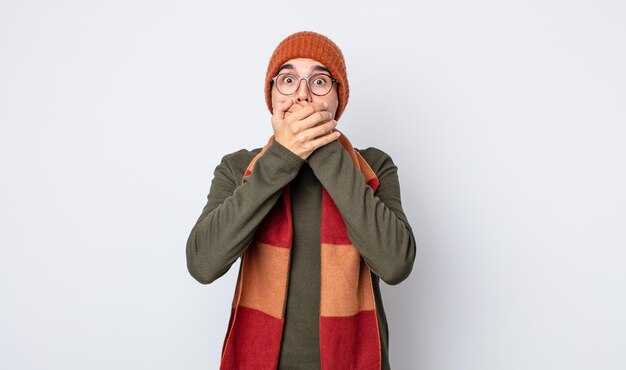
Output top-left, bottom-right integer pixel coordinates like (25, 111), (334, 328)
(281, 74), (297, 85)
(312, 74), (331, 86)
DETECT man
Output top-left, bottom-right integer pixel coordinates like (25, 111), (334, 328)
(186, 31), (416, 370)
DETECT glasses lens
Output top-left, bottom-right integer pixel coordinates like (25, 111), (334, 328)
(309, 74), (333, 96)
(276, 73), (299, 95)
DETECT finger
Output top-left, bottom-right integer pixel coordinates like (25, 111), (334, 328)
(310, 127), (341, 148)
(287, 104), (304, 115)
(302, 119), (337, 141)
(285, 103), (304, 118)
(288, 101), (328, 122)
(297, 110), (334, 130)
(289, 102), (305, 112)
(272, 99), (295, 120)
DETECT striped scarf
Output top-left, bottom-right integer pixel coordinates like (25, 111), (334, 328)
(219, 132), (382, 369)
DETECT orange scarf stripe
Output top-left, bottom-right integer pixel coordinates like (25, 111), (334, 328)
(220, 133), (382, 369)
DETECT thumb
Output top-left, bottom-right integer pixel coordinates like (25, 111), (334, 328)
(272, 99), (295, 120)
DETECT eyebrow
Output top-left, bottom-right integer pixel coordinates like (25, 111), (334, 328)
(278, 63), (332, 76)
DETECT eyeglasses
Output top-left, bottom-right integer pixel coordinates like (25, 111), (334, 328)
(271, 72), (338, 96)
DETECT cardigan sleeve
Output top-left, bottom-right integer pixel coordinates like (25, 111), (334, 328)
(306, 139), (417, 285)
(186, 140), (306, 284)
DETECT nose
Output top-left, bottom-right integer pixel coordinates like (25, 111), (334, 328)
(295, 77), (312, 104)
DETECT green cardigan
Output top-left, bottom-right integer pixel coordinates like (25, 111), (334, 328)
(187, 138), (416, 369)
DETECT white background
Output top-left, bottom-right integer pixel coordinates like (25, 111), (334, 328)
(1, 0), (625, 369)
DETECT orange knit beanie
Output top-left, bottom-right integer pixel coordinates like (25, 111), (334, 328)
(265, 31), (349, 121)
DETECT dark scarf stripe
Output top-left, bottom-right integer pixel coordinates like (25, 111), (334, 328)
(220, 133), (382, 369)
